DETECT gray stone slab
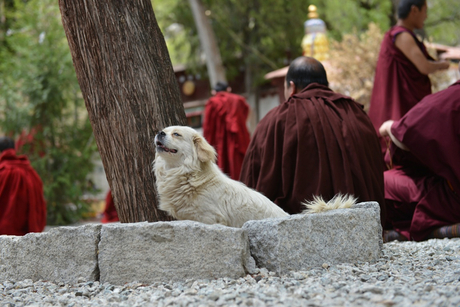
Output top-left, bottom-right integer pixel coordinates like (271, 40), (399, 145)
(243, 202), (383, 274)
(0, 224), (101, 283)
(98, 221), (254, 285)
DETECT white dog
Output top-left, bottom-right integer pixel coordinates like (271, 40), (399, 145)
(153, 126), (356, 228)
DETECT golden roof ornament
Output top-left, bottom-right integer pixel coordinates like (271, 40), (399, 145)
(308, 5), (319, 19)
(301, 4), (329, 62)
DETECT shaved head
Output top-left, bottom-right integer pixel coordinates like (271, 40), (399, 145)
(286, 56), (328, 91)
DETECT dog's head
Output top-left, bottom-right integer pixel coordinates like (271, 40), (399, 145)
(154, 126), (216, 169)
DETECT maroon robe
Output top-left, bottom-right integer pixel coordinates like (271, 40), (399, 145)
(0, 149), (47, 235)
(384, 80), (460, 241)
(240, 83), (385, 225)
(203, 91), (250, 180)
(369, 25), (433, 155)
(101, 190), (119, 223)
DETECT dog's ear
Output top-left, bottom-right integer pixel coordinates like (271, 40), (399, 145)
(193, 134), (216, 163)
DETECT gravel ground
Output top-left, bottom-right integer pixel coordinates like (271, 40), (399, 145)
(2, 238), (460, 307)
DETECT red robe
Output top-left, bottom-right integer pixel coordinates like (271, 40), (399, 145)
(240, 83), (386, 225)
(203, 91), (250, 180)
(384, 80), (460, 241)
(369, 26), (433, 155)
(101, 190), (119, 223)
(0, 149), (46, 235)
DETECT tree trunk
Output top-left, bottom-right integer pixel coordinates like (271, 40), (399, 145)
(188, 0), (227, 88)
(59, 0), (187, 223)
(390, 0), (399, 26)
(242, 0), (258, 133)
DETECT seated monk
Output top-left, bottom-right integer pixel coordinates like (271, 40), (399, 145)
(379, 69), (460, 242)
(240, 56), (386, 226)
(0, 136), (47, 235)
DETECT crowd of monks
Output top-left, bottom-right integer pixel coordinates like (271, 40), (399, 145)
(2, 0), (458, 242)
(203, 0), (459, 242)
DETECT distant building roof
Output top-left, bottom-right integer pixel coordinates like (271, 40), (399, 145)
(264, 66), (289, 80)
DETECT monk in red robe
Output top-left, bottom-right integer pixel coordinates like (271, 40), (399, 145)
(101, 190), (119, 223)
(240, 56), (386, 226)
(203, 82), (250, 180)
(379, 74), (460, 242)
(368, 0), (449, 157)
(0, 137), (47, 235)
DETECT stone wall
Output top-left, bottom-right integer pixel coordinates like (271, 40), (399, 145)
(0, 202), (382, 285)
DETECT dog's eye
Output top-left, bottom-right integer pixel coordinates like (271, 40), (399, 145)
(173, 132), (182, 137)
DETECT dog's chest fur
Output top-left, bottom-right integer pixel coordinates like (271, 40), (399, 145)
(154, 162), (220, 219)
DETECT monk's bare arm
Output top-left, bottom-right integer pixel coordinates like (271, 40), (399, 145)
(379, 120), (410, 151)
(395, 32), (450, 75)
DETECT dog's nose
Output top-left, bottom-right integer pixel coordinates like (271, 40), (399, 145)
(158, 131), (166, 137)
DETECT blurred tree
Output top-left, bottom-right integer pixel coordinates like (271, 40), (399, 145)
(153, 0), (458, 88)
(321, 0), (392, 40)
(0, 0), (98, 225)
(425, 0), (460, 45)
(188, 0), (227, 87)
(152, 0), (392, 97)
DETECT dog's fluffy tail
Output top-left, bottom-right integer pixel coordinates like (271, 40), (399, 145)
(301, 193), (357, 214)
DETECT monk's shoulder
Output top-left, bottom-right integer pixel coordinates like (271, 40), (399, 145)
(394, 31), (417, 50)
(0, 163), (31, 182)
(253, 104), (289, 134)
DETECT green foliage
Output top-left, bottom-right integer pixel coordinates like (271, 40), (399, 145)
(425, 0), (460, 45)
(320, 0), (392, 40)
(153, 0), (458, 93)
(154, 0), (310, 86)
(0, 0), (98, 225)
(152, 0), (392, 89)
(154, 0), (201, 69)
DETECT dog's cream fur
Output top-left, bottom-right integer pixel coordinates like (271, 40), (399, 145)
(302, 194), (356, 214)
(153, 126), (355, 228)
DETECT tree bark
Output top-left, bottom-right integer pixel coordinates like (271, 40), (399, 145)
(188, 0), (227, 88)
(59, 0), (186, 223)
